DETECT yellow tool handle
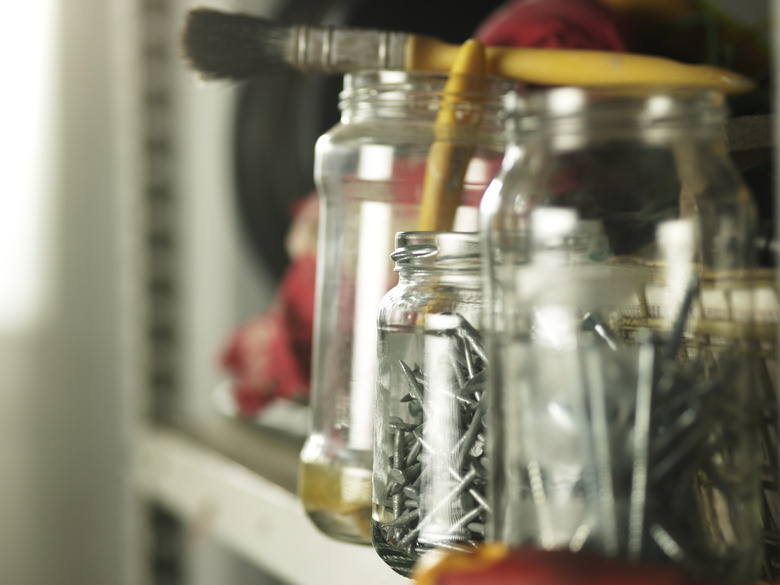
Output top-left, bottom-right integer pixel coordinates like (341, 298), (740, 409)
(407, 36), (756, 95)
(417, 39), (486, 232)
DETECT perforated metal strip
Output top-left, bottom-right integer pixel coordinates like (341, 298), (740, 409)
(142, 0), (179, 421)
(141, 1), (183, 583)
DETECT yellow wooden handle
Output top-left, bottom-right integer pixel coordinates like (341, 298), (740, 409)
(417, 39), (486, 232)
(407, 36), (755, 95)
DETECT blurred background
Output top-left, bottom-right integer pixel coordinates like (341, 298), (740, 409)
(0, 1), (774, 584)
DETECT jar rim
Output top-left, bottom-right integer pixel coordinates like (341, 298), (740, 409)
(392, 231), (481, 267)
(504, 85), (727, 123)
(340, 70), (520, 105)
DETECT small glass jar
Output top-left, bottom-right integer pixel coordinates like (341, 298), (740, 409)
(372, 231), (487, 576)
(480, 87), (769, 582)
(298, 71), (514, 544)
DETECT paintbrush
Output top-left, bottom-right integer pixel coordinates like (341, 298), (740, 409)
(180, 7), (755, 94)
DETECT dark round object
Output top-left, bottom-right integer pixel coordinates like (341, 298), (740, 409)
(232, 0), (508, 280)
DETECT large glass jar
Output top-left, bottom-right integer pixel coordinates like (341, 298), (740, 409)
(373, 231), (487, 576)
(298, 71), (513, 544)
(480, 87), (770, 582)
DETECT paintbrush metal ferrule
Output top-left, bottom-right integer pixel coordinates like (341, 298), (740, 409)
(289, 25), (408, 73)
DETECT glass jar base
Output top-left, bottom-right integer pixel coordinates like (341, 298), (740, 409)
(371, 521), (420, 578)
(298, 459), (373, 545)
(303, 508), (372, 546)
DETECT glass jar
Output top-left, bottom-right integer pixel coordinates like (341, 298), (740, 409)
(373, 231), (487, 576)
(480, 87), (770, 582)
(298, 71), (514, 544)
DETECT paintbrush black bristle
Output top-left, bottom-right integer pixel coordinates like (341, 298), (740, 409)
(180, 8), (293, 80)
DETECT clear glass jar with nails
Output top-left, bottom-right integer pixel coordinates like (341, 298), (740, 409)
(298, 71), (514, 545)
(372, 231), (489, 577)
(480, 86), (774, 582)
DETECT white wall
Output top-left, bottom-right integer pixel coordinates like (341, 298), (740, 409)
(0, 0), (281, 582)
(0, 1), (131, 584)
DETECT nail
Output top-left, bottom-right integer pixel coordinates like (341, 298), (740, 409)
(399, 360), (428, 415)
(459, 369), (487, 397)
(392, 426), (405, 462)
(458, 316), (488, 363)
(582, 311), (619, 351)
(397, 526), (421, 550)
(403, 461), (422, 483)
(390, 416), (417, 432)
(389, 468), (406, 485)
(457, 404), (485, 470)
(463, 336), (476, 378)
(406, 435), (423, 466)
(450, 353), (467, 388)
(387, 508), (420, 528)
(448, 502), (487, 536)
(421, 467), (478, 523)
(413, 428), (436, 455)
(662, 375), (720, 415)
(388, 481), (404, 497)
(649, 523), (685, 562)
(664, 276), (699, 362)
(628, 328), (654, 561)
(649, 408), (700, 467)
(403, 486), (418, 500)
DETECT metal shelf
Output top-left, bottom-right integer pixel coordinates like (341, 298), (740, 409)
(136, 422), (408, 585)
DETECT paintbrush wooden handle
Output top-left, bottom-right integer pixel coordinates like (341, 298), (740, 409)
(407, 36), (756, 94)
(417, 39), (486, 232)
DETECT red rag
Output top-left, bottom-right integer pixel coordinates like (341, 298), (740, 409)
(423, 547), (736, 585)
(474, 0), (631, 52)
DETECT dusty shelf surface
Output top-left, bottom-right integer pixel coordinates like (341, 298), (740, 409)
(174, 416), (305, 493)
(136, 420), (408, 585)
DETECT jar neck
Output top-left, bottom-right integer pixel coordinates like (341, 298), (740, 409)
(397, 266), (482, 285)
(339, 70), (517, 135)
(503, 86), (728, 148)
(392, 231), (482, 282)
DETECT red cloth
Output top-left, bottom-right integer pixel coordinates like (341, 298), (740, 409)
(415, 547), (759, 585)
(220, 254), (315, 416)
(474, 0), (631, 52)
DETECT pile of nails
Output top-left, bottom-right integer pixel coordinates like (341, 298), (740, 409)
(625, 338), (744, 571)
(620, 284), (757, 573)
(375, 315), (490, 561)
(569, 298), (755, 575)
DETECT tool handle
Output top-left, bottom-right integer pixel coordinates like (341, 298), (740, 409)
(407, 36), (756, 94)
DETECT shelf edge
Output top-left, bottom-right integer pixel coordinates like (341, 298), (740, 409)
(135, 425), (408, 585)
